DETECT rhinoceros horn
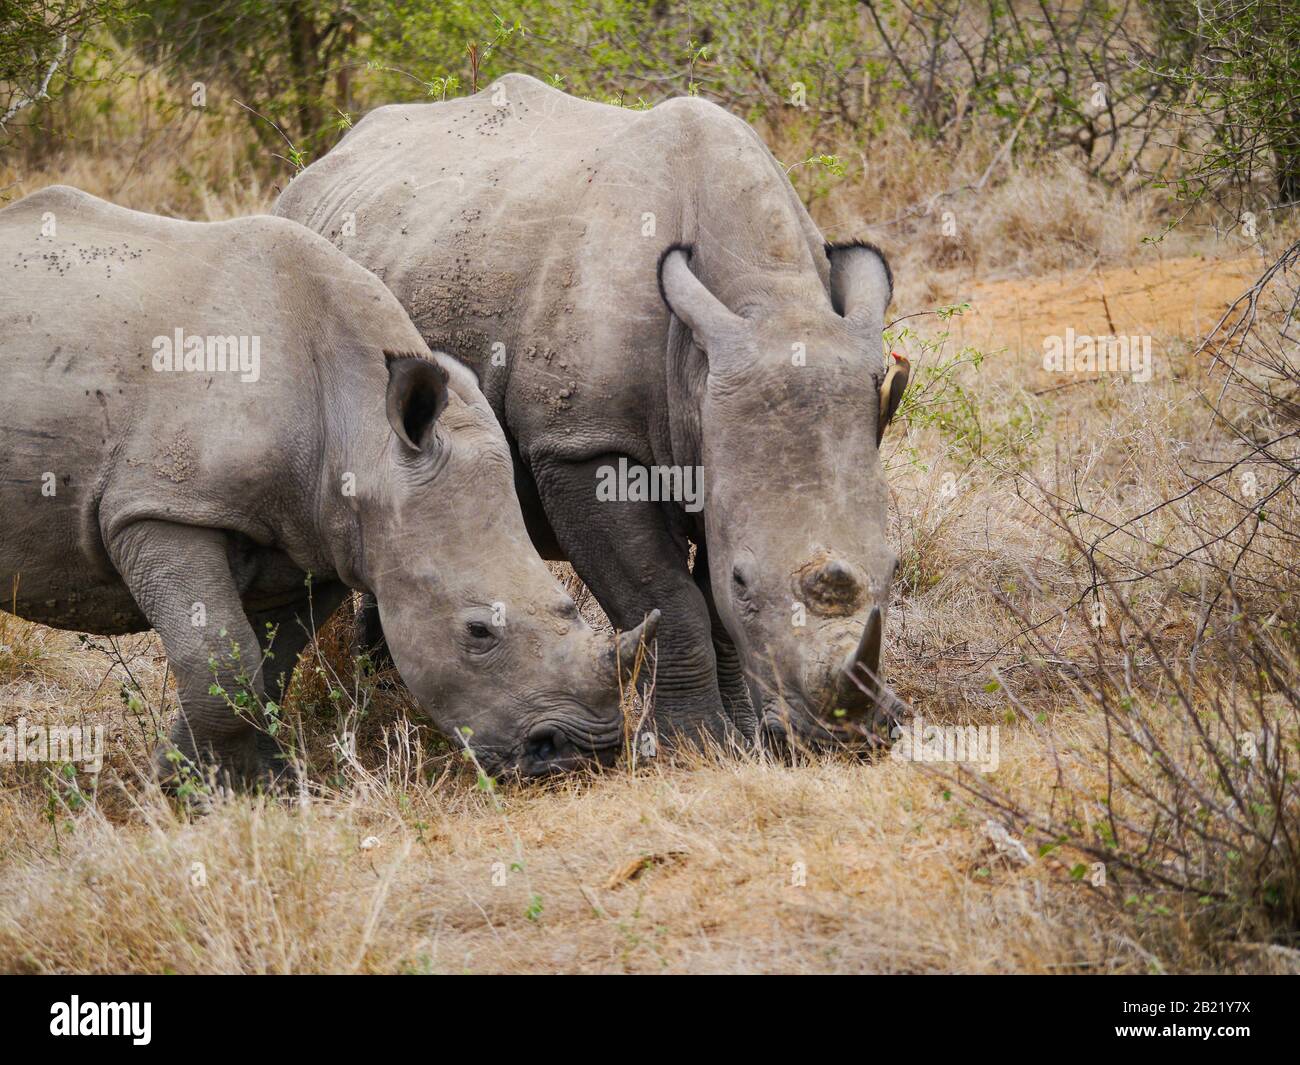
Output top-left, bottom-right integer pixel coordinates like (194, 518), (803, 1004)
(835, 607), (883, 716)
(615, 609), (661, 677)
(831, 607), (907, 732)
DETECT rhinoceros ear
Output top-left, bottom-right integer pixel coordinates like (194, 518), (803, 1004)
(827, 241), (893, 327)
(384, 351), (449, 452)
(658, 244), (745, 357)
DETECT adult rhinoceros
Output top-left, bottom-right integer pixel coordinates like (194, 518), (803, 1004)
(276, 74), (908, 747)
(0, 185), (654, 785)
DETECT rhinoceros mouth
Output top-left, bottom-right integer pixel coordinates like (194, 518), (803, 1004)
(502, 712), (624, 777)
(461, 708), (623, 778)
(760, 693), (899, 752)
(760, 701), (838, 750)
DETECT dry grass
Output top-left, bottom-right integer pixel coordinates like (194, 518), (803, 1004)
(1, 53), (277, 219)
(0, 735), (1158, 975)
(2, 58), (1298, 975)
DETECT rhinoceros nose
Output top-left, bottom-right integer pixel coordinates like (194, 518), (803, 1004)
(800, 558), (865, 612)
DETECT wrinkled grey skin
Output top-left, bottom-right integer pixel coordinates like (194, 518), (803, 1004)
(276, 74), (903, 747)
(0, 186), (652, 785)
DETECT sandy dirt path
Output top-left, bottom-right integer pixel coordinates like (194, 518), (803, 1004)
(946, 253), (1263, 365)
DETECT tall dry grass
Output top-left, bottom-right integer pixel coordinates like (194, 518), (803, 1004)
(2, 50), (277, 218)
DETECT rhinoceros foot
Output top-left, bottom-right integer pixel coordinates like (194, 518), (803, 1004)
(154, 723), (289, 797)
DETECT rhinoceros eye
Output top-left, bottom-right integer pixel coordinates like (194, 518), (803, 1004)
(732, 562), (756, 604)
(461, 617), (502, 657)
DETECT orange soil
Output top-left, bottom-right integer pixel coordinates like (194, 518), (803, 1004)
(947, 253), (1263, 364)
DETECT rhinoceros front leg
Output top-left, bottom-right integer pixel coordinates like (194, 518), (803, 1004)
(349, 592), (393, 673)
(250, 582), (351, 704)
(692, 542), (759, 742)
(247, 581), (350, 773)
(531, 454), (737, 747)
(108, 520), (269, 788)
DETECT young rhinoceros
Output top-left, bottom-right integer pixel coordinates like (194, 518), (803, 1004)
(0, 186), (654, 786)
(275, 74), (908, 750)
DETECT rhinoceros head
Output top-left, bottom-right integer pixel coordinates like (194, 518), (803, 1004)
(360, 353), (656, 775)
(659, 242), (908, 746)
